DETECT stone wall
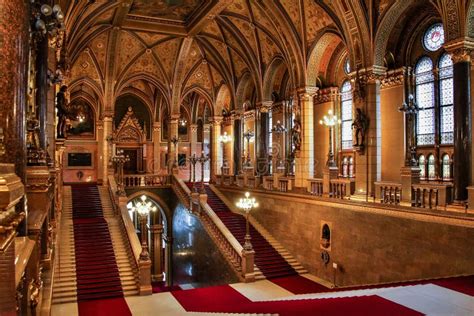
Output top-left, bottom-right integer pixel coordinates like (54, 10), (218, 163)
(219, 187), (474, 287)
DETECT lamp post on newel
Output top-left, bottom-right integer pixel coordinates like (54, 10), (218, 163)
(243, 130), (255, 169)
(188, 154), (199, 192)
(272, 120), (287, 174)
(236, 192), (258, 251)
(129, 195), (156, 295)
(199, 151), (210, 194)
(170, 136), (179, 170)
(112, 149), (130, 196)
(319, 109), (340, 196)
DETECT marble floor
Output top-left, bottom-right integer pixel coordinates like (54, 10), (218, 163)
(52, 274), (474, 316)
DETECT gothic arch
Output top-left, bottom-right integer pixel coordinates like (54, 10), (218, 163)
(307, 31), (343, 87)
(215, 84), (231, 117)
(262, 56), (288, 102)
(127, 191), (172, 237)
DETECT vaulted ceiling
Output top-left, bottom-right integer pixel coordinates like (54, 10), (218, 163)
(61, 0), (472, 120)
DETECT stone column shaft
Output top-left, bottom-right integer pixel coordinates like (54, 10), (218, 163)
(210, 117), (223, 179)
(153, 123), (162, 173)
(102, 116), (113, 183)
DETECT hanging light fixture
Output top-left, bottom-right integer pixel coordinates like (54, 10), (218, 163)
(32, 1), (65, 39)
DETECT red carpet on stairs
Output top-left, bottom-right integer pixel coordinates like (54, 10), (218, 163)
(71, 184), (132, 316)
(192, 183), (298, 279)
(171, 284), (423, 316)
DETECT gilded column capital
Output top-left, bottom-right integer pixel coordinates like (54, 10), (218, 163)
(297, 86), (319, 100)
(444, 39), (474, 63)
(314, 87), (339, 104)
(190, 124), (199, 132)
(169, 114), (180, 124)
(210, 116), (223, 125)
(381, 67), (408, 89)
(256, 101), (273, 113)
(153, 122), (161, 132)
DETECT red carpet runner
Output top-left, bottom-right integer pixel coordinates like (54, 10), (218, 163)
(171, 284), (423, 316)
(187, 183), (297, 279)
(71, 184), (132, 316)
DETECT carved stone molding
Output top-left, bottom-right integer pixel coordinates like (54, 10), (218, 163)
(297, 86), (319, 101)
(444, 40), (474, 64)
(210, 116), (223, 125)
(314, 87), (339, 104)
(256, 101), (273, 113)
(381, 67), (407, 89)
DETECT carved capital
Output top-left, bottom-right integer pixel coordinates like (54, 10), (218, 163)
(444, 40), (474, 64)
(153, 123), (161, 133)
(381, 67), (407, 89)
(297, 86), (319, 100)
(314, 87), (339, 104)
(210, 116), (223, 125)
(256, 101), (273, 113)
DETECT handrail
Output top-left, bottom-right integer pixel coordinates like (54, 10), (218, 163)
(108, 175), (142, 264)
(200, 201), (244, 259)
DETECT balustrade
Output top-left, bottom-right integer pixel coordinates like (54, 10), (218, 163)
(308, 178), (323, 196)
(375, 181), (402, 205)
(412, 184), (439, 209)
(123, 174), (170, 188)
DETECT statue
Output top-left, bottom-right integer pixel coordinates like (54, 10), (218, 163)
(352, 108), (369, 148)
(292, 119), (302, 152)
(56, 85), (69, 138)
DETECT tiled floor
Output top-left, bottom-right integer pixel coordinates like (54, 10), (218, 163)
(51, 274), (474, 316)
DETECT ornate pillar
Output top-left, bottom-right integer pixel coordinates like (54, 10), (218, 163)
(353, 69), (383, 198)
(446, 42), (472, 201)
(257, 102), (271, 175)
(165, 236), (173, 286)
(168, 115), (179, 171)
(150, 223), (163, 281)
(102, 113), (113, 184)
(97, 121), (104, 183)
(295, 87), (318, 187)
(0, 0), (29, 181)
(210, 117), (223, 179)
(190, 124), (199, 156)
(153, 123), (162, 174)
(233, 113), (242, 174)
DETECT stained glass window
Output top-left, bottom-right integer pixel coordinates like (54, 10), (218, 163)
(428, 154), (436, 179)
(439, 53), (454, 144)
(423, 23), (444, 52)
(341, 81), (353, 149)
(415, 57), (435, 145)
(419, 155), (426, 179)
(344, 59), (351, 74)
(442, 154), (451, 180)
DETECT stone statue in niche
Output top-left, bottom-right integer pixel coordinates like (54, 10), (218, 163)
(56, 85), (69, 138)
(291, 119), (302, 152)
(352, 108), (369, 152)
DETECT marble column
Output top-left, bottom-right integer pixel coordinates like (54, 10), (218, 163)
(448, 44), (472, 201)
(295, 87), (318, 187)
(190, 124), (199, 156)
(0, 0), (29, 181)
(150, 223), (164, 281)
(102, 115), (113, 184)
(256, 102), (271, 175)
(153, 123), (162, 174)
(36, 36), (48, 150)
(165, 237), (173, 286)
(210, 117), (223, 179)
(354, 72), (382, 198)
(168, 115), (179, 172)
(233, 115), (242, 175)
(97, 121), (104, 183)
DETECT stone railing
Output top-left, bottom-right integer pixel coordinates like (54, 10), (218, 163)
(329, 178), (354, 199)
(171, 175), (254, 282)
(171, 175), (191, 210)
(308, 178), (323, 196)
(375, 181), (402, 205)
(412, 184), (443, 209)
(215, 174), (234, 186)
(108, 175), (151, 295)
(124, 174), (170, 188)
(262, 176), (274, 191)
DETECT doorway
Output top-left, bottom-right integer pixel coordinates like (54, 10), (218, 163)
(123, 149), (138, 174)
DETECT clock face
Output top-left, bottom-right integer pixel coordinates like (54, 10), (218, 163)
(424, 24), (444, 52)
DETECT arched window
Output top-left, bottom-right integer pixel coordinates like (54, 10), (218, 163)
(442, 154), (451, 180)
(419, 155), (426, 179)
(342, 157), (348, 177)
(348, 157), (354, 178)
(423, 23), (445, 52)
(439, 53), (454, 144)
(416, 57), (435, 146)
(341, 81), (353, 149)
(428, 154), (436, 180)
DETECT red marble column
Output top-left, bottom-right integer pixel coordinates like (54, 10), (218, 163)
(0, 0), (29, 181)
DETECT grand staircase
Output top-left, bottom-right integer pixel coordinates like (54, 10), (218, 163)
(52, 185), (138, 304)
(187, 182), (307, 280)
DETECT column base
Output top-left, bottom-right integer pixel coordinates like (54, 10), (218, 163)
(400, 166), (420, 205)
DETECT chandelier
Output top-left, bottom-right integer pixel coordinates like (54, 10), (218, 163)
(32, 2), (65, 38)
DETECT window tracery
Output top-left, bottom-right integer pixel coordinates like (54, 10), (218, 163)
(341, 81), (353, 150)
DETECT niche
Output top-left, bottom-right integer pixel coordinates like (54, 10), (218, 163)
(320, 221), (332, 251)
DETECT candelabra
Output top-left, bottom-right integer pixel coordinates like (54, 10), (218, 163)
(236, 192), (258, 251)
(198, 152), (210, 194)
(399, 94), (419, 167)
(272, 120), (287, 173)
(129, 195), (158, 261)
(219, 132), (232, 171)
(170, 136), (179, 168)
(188, 154), (199, 193)
(112, 149), (129, 196)
(31, 2), (65, 39)
(319, 109), (341, 167)
(243, 130), (255, 168)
